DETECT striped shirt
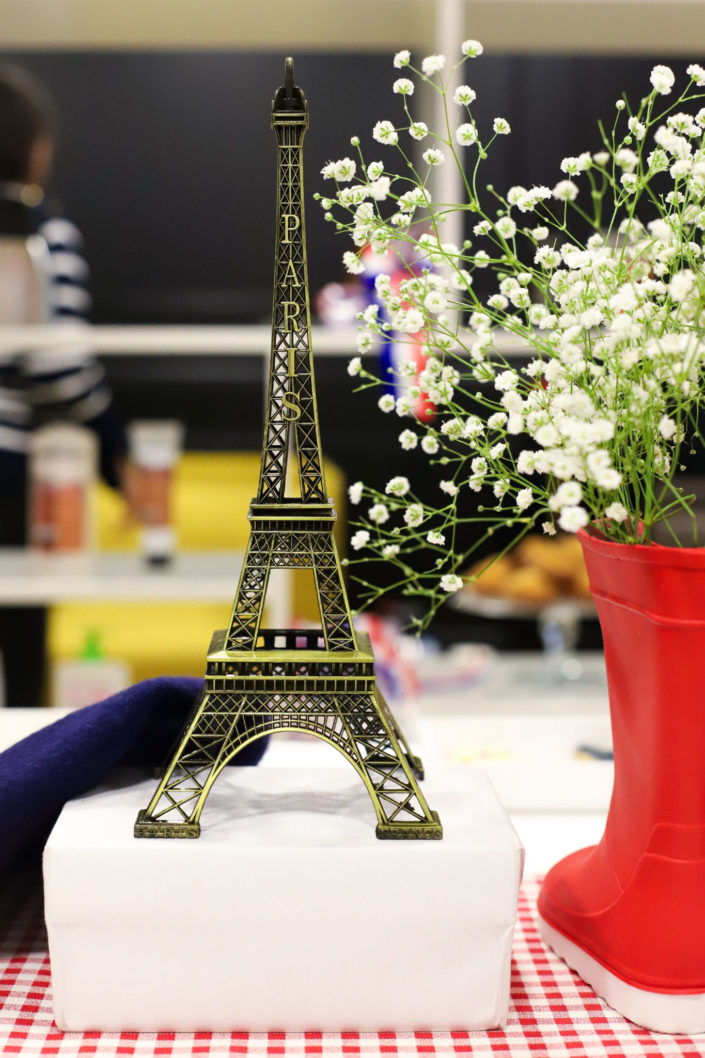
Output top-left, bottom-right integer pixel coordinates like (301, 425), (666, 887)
(0, 192), (125, 490)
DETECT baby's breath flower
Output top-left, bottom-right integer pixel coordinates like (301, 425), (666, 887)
(496, 216), (517, 239)
(615, 148), (638, 171)
(687, 63), (705, 87)
(351, 529), (370, 550)
(440, 573), (463, 593)
(367, 160), (384, 181)
(393, 50), (411, 69)
(409, 121), (429, 141)
(535, 245), (561, 268)
(516, 488), (533, 511)
(333, 157), (356, 182)
(386, 475), (411, 497)
(382, 543), (400, 559)
(658, 415), (676, 439)
(378, 393), (395, 413)
(558, 506), (589, 533)
(553, 481), (583, 507)
(427, 530), (446, 545)
(424, 290), (447, 314)
(454, 85), (477, 106)
(421, 434), (439, 455)
(368, 177), (391, 202)
(368, 503), (390, 525)
(347, 357), (362, 377)
(650, 64), (675, 95)
(357, 330), (372, 355)
(422, 148), (446, 166)
(455, 123), (477, 147)
(605, 502), (628, 523)
(553, 179), (579, 202)
(348, 481), (363, 505)
(493, 117), (511, 135)
(532, 225), (549, 240)
(373, 120), (399, 145)
(421, 54), (446, 76)
(441, 417), (464, 440)
(440, 480), (458, 496)
(542, 521), (557, 536)
(393, 78), (414, 96)
(397, 308), (425, 334)
(627, 117), (646, 140)
(404, 504), (425, 528)
(399, 429), (418, 450)
(343, 250), (364, 275)
(560, 153), (591, 175)
(461, 40), (483, 57)
(669, 269), (695, 302)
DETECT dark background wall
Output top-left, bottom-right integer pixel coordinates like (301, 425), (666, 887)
(0, 50), (699, 326)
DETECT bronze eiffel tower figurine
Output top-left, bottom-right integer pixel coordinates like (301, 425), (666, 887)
(134, 58), (442, 840)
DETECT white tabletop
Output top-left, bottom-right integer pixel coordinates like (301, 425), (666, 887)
(0, 549), (245, 603)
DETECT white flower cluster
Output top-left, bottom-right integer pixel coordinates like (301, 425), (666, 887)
(325, 50), (705, 618)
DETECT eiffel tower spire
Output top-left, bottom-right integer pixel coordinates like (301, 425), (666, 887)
(259, 56), (325, 505)
(134, 59), (443, 841)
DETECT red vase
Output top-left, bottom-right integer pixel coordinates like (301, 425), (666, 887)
(538, 528), (705, 1032)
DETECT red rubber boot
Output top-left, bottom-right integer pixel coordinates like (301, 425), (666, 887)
(538, 529), (705, 1033)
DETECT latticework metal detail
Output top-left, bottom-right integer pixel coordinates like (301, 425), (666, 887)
(225, 510), (356, 652)
(135, 677), (441, 839)
(134, 59), (442, 841)
(258, 92), (325, 506)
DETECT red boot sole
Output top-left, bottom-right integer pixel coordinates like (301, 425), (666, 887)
(539, 914), (705, 1034)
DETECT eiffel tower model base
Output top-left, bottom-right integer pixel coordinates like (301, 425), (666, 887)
(134, 628), (443, 840)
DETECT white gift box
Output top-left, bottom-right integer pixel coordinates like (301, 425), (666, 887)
(44, 766), (523, 1032)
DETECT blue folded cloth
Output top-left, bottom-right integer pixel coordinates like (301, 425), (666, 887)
(0, 677), (268, 874)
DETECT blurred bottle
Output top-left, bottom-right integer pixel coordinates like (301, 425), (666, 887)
(127, 420), (183, 565)
(29, 423), (95, 552)
(52, 628), (130, 710)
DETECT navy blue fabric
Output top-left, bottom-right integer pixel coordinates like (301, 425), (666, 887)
(0, 677), (268, 873)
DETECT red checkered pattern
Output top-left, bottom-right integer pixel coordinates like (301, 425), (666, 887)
(2, 872), (704, 1057)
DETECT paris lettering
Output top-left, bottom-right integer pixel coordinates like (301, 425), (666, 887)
(282, 213), (300, 244)
(283, 257), (300, 286)
(282, 304), (301, 420)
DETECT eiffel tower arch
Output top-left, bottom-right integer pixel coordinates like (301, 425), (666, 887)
(135, 59), (442, 841)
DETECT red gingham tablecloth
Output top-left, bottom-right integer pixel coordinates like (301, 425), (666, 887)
(1, 871), (704, 1058)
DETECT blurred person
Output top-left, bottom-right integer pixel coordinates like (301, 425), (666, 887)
(0, 64), (130, 705)
(0, 64), (129, 530)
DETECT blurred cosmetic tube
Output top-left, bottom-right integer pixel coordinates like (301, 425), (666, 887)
(29, 424), (96, 553)
(128, 420), (184, 565)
